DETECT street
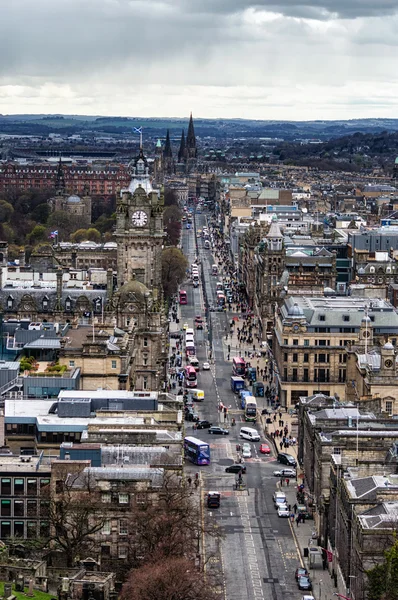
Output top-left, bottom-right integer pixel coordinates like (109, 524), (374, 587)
(179, 212), (304, 600)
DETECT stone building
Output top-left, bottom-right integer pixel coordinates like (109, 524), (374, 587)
(274, 296), (398, 407)
(50, 160), (92, 226)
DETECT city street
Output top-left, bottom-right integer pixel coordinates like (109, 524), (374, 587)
(179, 213), (305, 600)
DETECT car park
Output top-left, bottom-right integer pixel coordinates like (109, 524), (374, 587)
(208, 426), (229, 435)
(277, 506), (290, 518)
(295, 568), (309, 581)
(259, 443), (271, 454)
(196, 420), (212, 429)
(297, 576), (312, 591)
(225, 464), (247, 474)
(273, 468), (296, 478)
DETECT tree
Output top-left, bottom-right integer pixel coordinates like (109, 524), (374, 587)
(0, 200), (14, 222)
(44, 467), (106, 567)
(47, 211), (81, 239)
(121, 557), (217, 600)
(27, 225), (47, 244)
(161, 247), (188, 300)
(367, 538), (398, 600)
(164, 188), (179, 207)
(164, 205), (182, 246)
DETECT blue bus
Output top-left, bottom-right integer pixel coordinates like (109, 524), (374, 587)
(184, 436), (210, 465)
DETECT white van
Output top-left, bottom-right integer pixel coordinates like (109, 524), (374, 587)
(189, 357), (200, 371)
(239, 427), (260, 442)
(186, 334), (194, 344)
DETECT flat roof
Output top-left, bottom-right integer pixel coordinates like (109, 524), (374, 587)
(58, 390), (158, 400)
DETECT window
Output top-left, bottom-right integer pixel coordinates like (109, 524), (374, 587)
(303, 353), (309, 363)
(143, 377), (148, 390)
(40, 521), (50, 538)
(14, 522), (24, 537)
(102, 521), (111, 535)
(1, 479), (11, 495)
(343, 315), (350, 322)
(143, 354), (148, 366)
(14, 479), (24, 496)
(332, 447), (341, 455)
(27, 521), (36, 538)
(27, 500), (37, 517)
(293, 339), (298, 346)
(1, 521), (11, 537)
(118, 546), (128, 559)
(1, 500), (11, 517)
(303, 368), (309, 382)
(339, 354), (347, 363)
(284, 339), (288, 345)
(14, 500), (24, 517)
(339, 369), (346, 383)
(292, 368), (298, 382)
(318, 314), (325, 321)
(69, 360), (75, 367)
(304, 339), (309, 347)
(143, 337), (148, 347)
(292, 353), (298, 363)
(119, 493), (129, 504)
(101, 545), (111, 556)
(386, 401), (393, 415)
(283, 368), (287, 381)
(111, 360), (117, 369)
(27, 479), (37, 496)
(102, 493), (111, 504)
(40, 479), (50, 490)
(119, 520), (128, 535)
(283, 353), (288, 362)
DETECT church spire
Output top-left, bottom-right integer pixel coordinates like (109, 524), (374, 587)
(164, 129), (172, 159)
(186, 112), (197, 159)
(55, 157), (65, 193)
(178, 129), (186, 163)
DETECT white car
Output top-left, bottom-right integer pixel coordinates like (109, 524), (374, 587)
(301, 596), (315, 600)
(277, 506), (290, 518)
(242, 444), (252, 459)
(273, 468), (296, 478)
(202, 362), (210, 371)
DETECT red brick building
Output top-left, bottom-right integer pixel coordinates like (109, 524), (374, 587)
(0, 162), (131, 197)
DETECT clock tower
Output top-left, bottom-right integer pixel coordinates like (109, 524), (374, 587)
(115, 148), (164, 293)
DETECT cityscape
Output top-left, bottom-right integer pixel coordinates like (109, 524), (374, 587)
(1, 2), (398, 600)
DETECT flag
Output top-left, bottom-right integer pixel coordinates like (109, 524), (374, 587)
(322, 548), (333, 562)
(49, 230), (58, 239)
(133, 127), (142, 134)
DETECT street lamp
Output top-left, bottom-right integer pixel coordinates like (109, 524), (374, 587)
(318, 579), (322, 600)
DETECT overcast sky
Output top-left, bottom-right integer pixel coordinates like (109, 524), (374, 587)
(1, 0), (397, 120)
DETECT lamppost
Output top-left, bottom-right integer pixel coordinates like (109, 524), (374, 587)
(318, 579), (322, 600)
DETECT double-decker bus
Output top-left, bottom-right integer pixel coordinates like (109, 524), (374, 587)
(232, 356), (246, 377)
(245, 396), (258, 422)
(179, 290), (187, 305)
(185, 341), (196, 357)
(184, 365), (197, 387)
(184, 436), (210, 465)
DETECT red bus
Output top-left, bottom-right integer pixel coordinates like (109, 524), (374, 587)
(184, 366), (197, 388)
(185, 341), (196, 357)
(232, 356), (246, 377)
(179, 290), (187, 305)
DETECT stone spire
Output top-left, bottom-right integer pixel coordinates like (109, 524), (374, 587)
(164, 129), (172, 159)
(186, 112), (197, 158)
(178, 129), (186, 163)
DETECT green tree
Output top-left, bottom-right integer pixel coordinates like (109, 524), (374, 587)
(31, 202), (50, 224)
(0, 200), (14, 222)
(367, 537), (398, 600)
(161, 247), (188, 300)
(28, 225), (47, 244)
(164, 205), (182, 246)
(70, 229), (89, 243)
(85, 228), (101, 243)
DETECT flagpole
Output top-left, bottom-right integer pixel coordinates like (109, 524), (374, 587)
(140, 128), (143, 150)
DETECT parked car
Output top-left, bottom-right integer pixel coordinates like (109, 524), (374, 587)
(295, 568), (309, 581)
(297, 576), (312, 591)
(202, 362), (211, 371)
(273, 468), (296, 478)
(208, 426), (229, 435)
(277, 452), (297, 467)
(277, 506), (290, 518)
(259, 443), (271, 454)
(196, 420), (212, 430)
(225, 464), (247, 474)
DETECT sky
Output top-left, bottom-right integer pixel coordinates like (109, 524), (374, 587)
(1, 0), (398, 120)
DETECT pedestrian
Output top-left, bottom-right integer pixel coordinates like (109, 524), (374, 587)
(187, 477), (192, 487)
(288, 504), (291, 511)
(279, 441), (283, 450)
(286, 478), (289, 486)
(296, 516), (300, 527)
(279, 412), (282, 419)
(290, 513), (295, 522)
(293, 503), (297, 514)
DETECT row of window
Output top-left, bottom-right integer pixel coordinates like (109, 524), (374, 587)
(0, 520), (49, 538)
(1, 499), (47, 517)
(1, 478), (50, 496)
(283, 367), (346, 383)
(284, 352), (346, 364)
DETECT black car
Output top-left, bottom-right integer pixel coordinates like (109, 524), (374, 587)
(197, 420), (212, 430)
(208, 426), (229, 435)
(297, 575), (312, 591)
(277, 452), (297, 467)
(225, 464), (247, 474)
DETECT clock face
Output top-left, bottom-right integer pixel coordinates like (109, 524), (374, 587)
(132, 210), (148, 227)
(385, 359), (393, 369)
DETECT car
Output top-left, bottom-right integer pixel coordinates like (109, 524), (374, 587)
(196, 420), (212, 430)
(185, 409), (199, 422)
(202, 362), (210, 371)
(277, 506), (290, 518)
(242, 445), (252, 458)
(259, 443), (271, 454)
(225, 464), (247, 474)
(196, 321), (204, 329)
(183, 323), (189, 330)
(301, 596), (315, 600)
(297, 576), (312, 591)
(273, 468), (296, 478)
(295, 568), (309, 581)
(208, 426), (229, 435)
(277, 452), (297, 467)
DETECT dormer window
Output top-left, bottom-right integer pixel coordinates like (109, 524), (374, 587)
(343, 315), (350, 322)
(42, 296), (49, 310)
(65, 297), (72, 311)
(7, 296), (13, 309)
(318, 314), (326, 322)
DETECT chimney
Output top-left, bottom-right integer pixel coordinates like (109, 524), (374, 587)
(19, 249), (25, 267)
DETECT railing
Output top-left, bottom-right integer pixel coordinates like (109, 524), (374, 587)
(0, 376), (22, 396)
